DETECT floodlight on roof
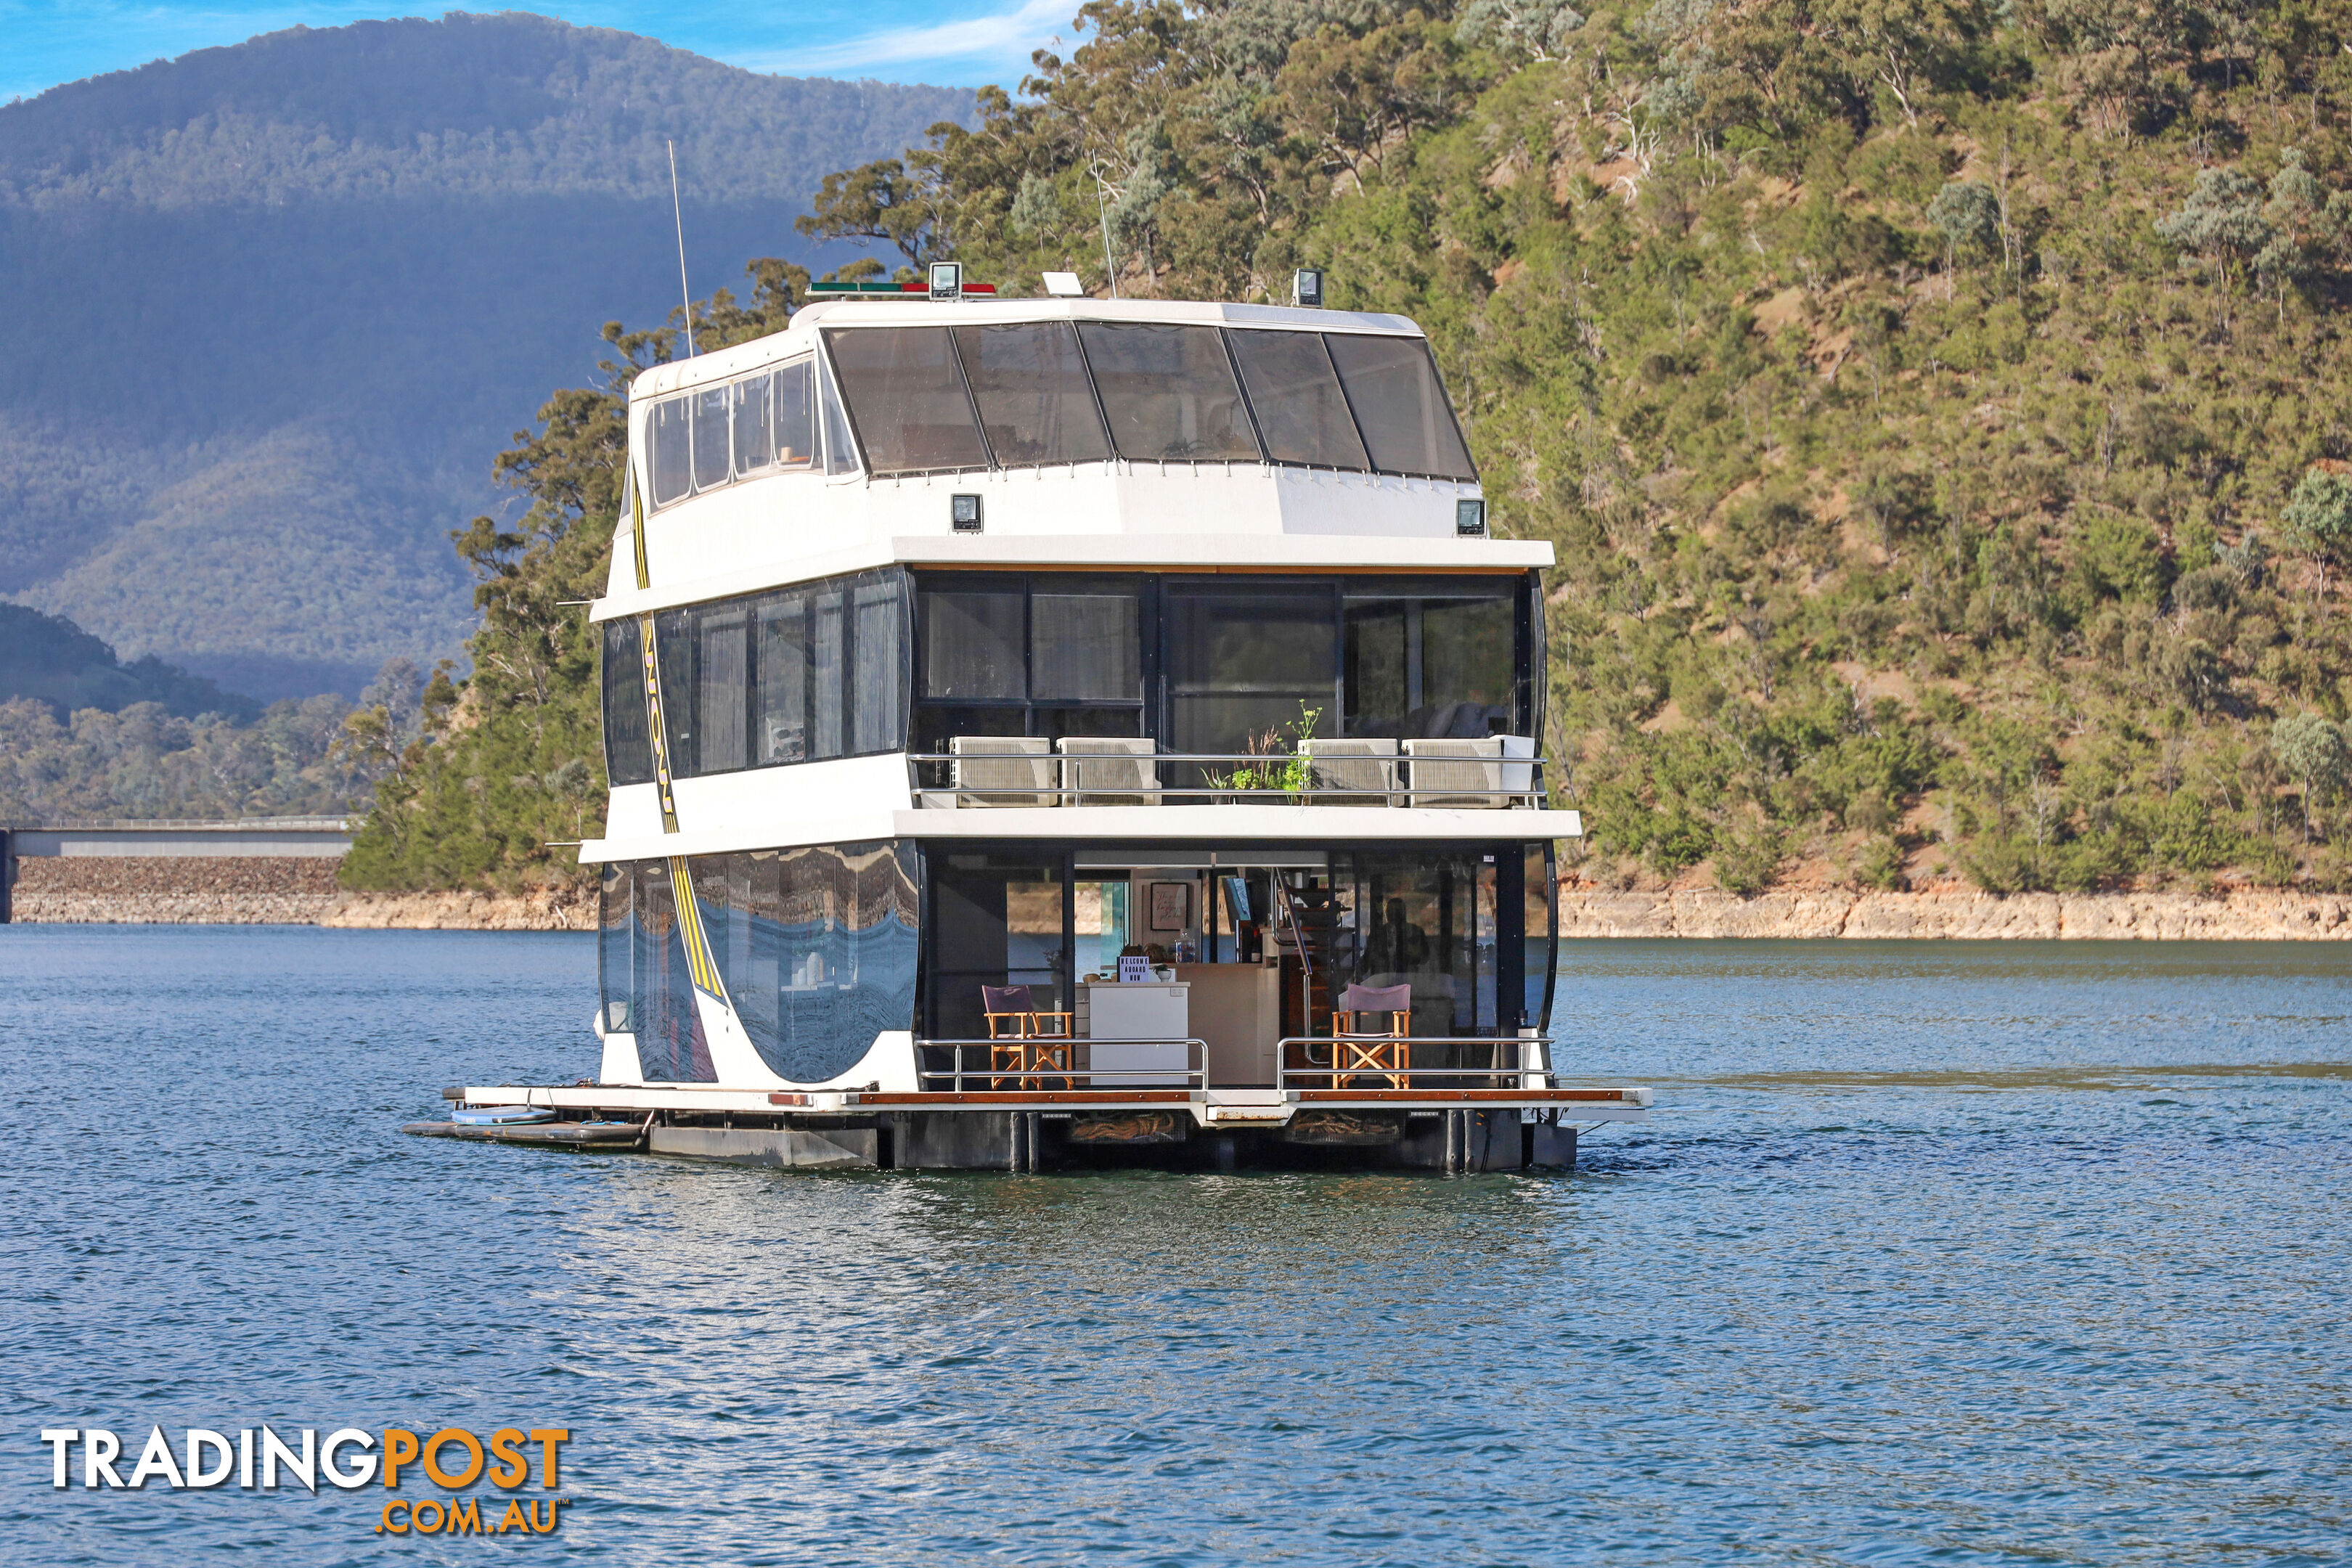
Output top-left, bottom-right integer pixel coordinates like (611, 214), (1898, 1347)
(1042, 271), (1086, 298)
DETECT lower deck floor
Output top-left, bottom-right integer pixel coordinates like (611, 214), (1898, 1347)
(409, 1103), (1593, 1173)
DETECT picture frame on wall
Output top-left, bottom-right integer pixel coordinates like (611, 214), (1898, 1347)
(1148, 881), (1190, 932)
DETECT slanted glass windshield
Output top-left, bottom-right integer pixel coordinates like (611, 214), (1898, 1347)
(825, 327), (987, 475)
(649, 396), (692, 505)
(1077, 322), (1259, 462)
(1228, 330), (1368, 469)
(691, 385), (732, 491)
(1323, 335), (1477, 479)
(953, 322), (1111, 466)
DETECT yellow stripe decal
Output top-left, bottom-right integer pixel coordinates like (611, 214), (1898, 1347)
(669, 855), (726, 1000)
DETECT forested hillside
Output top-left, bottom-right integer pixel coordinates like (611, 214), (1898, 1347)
(351, 0), (2352, 896)
(0, 14), (968, 701)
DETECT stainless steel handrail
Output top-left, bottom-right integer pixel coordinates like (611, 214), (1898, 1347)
(905, 748), (1548, 805)
(915, 1037), (1209, 1093)
(1275, 1034), (1553, 1092)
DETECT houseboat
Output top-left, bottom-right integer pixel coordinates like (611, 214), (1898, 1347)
(426, 268), (1651, 1171)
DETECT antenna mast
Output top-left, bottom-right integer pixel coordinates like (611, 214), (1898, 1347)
(669, 139), (695, 356)
(1093, 166), (1118, 301)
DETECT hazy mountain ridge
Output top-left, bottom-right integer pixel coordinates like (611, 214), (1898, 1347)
(0, 13), (969, 701)
(0, 13), (966, 208)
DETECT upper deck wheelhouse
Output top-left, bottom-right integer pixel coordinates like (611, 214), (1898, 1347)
(600, 296), (1540, 618)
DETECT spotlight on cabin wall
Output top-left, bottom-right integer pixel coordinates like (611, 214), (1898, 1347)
(1292, 268), (1324, 308)
(1455, 498), (1487, 536)
(929, 261), (963, 301)
(952, 494), (984, 532)
(1042, 271), (1085, 297)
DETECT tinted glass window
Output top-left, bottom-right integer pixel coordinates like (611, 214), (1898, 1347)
(653, 606), (698, 775)
(691, 385), (732, 490)
(1166, 582), (1336, 757)
(652, 568), (910, 780)
(732, 374), (773, 475)
(852, 576), (908, 754)
(754, 595), (807, 764)
(774, 361), (816, 467)
(601, 617), (655, 786)
(1343, 579), (1516, 738)
(809, 586), (846, 759)
(953, 322), (1111, 466)
(922, 589), (1025, 701)
(1077, 322), (1259, 462)
(1033, 582), (1139, 702)
(1228, 331), (1368, 469)
(826, 327), (987, 475)
(926, 853), (1066, 1041)
(696, 603), (751, 773)
(649, 396), (692, 506)
(1325, 335), (1477, 479)
(598, 862), (634, 1032)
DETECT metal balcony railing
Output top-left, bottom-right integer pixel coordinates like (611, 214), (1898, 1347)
(1275, 1035), (1552, 1093)
(915, 1038), (1209, 1093)
(906, 743), (1549, 809)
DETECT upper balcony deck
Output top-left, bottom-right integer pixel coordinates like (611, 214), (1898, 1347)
(597, 297), (1549, 621)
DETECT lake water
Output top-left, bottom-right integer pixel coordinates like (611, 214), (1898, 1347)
(3, 926), (2347, 1565)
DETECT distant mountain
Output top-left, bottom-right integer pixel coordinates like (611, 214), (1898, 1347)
(0, 13), (969, 700)
(0, 603), (256, 720)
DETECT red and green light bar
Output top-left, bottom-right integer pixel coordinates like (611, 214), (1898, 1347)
(807, 262), (996, 301)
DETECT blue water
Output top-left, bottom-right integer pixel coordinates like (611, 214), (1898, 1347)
(3, 926), (2347, 1565)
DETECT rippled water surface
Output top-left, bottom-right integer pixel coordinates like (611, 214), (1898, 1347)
(3, 927), (2347, 1566)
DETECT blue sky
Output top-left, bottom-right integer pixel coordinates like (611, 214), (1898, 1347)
(0, 0), (1077, 104)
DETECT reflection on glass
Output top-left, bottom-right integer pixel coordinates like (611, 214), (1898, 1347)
(1323, 852), (1498, 1037)
(819, 354), (859, 474)
(627, 860), (716, 1082)
(1077, 322), (1259, 462)
(1166, 583), (1334, 758)
(1032, 584), (1138, 703)
(696, 606), (750, 774)
(597, 862), (634, 1031)
(928, 854), (1066, 1040)
(774, 361), (817, 467)
(1343, 581), (1514, 738)
(1228, 330), (1369, 468)
(826, 327), (988, 474)
(690, 843), (920, 1082)
(954, 322), (1111, 466)
(852, 577), (907, 754)
(650, 396), (692, 505)
(600, 617), (654, 786)
(1324, 335), (1477, 479)
(754, 597), (807, 764)
(732, 374), (773, 474)
(810, 587), (846, 760)
(692, 385), (732, 490)
(922, 589), (1025, 701)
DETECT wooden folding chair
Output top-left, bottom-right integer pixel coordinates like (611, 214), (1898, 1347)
(982, 984), (1074, 1089)
(1331, 981), (1411, 1088)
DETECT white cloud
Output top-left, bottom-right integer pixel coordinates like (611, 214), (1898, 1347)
(743, 0), (1069, 78)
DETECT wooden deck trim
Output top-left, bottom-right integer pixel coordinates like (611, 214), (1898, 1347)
(1291, 1089), (1636, 1103)
(775, 1090), (1198, 1107)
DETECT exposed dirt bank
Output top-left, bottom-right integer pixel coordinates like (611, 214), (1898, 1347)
(1557, 889), (2352, 939)
(7, 859), (591, 929)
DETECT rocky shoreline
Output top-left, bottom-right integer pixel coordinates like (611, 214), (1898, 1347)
(1556, 887), (2352, 940)
(10, 858), (2348, 938)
